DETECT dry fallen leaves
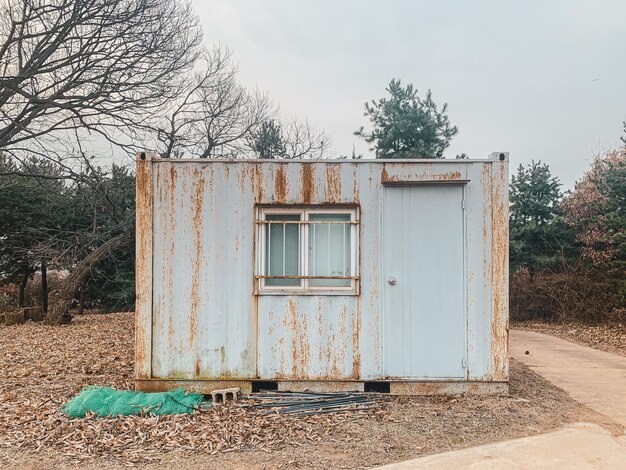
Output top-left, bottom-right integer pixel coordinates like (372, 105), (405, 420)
(0, 313), (602, 469)
(0, 313), (387, 465)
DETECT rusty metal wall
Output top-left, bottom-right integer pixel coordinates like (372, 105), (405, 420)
(140, 155), (508, 383)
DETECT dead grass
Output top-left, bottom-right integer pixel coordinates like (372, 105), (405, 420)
(514, 321), (626, 357)
(0, 312), (602, 469)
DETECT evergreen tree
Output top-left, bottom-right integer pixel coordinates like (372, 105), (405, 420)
(0, 155), (69, 306)
(248, 120), (286, 159)
(355, 79), (458, 158)
(509, 161), (576, 274)
(81, 165), (136, 312)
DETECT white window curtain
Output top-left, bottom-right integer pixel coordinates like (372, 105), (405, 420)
(308, 213), (351, 287)
(265, 214), (300, 286)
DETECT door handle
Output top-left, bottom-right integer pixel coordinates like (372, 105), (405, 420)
(388, 277), (396, 286)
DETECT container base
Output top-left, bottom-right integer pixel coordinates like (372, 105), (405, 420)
(135, 379), (509, 396)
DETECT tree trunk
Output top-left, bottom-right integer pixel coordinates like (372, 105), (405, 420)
(78, 279), (86, 315)
(18, 268), (30, 308)
(45, 230), (134, 325)
(41, 259), (48, 314)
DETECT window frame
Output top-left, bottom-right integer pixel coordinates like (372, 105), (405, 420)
(255, 206), (360, 295)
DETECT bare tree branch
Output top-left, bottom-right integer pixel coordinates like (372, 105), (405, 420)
(149, 45), (276, 158)
(282, 118), (332, 159)
(0, 0), (202, 155)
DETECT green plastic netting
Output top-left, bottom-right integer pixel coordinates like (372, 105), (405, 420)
(61, 386), (205, 418)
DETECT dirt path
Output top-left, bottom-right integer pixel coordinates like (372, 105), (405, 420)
(511, 329), (626, 428)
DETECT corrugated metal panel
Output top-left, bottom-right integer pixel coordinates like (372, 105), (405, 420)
(258, 296), (358, 379)
(151, 163), (256, 379)
(138, 155), (508, 384)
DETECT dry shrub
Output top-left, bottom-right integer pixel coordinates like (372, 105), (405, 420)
(510, 266), (624, 323)
(0, 272), (67, 312)
(0, 284), (19, 313)
(562, 148), (626, 266)
(23, 271), (66, 307)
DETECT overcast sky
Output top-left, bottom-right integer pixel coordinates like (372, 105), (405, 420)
(193, 0), (626, 189)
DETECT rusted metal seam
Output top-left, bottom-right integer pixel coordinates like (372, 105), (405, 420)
(135, 151), (153, 381)
(149, 158), (496, 164)
(490, 154), (509, 382)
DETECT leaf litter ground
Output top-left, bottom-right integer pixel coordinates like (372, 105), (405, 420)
(0, 312), (611, 469)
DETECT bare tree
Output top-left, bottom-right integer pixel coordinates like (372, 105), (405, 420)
(246, 117), (333, 159)
(0, 0), (202, 158)
(282, 118), (332, 159)
(152, 45), (275, 159)
(0, 0), (203, 324)
(153, 47), (235, 158)
(1, 0), (333, 324)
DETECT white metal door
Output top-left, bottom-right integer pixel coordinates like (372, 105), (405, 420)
(383, 185), (466, 379)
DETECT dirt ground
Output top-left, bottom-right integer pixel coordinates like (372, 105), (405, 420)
(0, 313), (608, 469)
(514, 321), (626, 357)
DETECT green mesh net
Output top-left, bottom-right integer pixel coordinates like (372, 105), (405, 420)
(61, 386), (205, 418)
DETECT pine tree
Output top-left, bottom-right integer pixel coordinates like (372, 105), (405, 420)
(355, 79), (458, 158)
(509, 161), (576, 274)
(0, 155), (68, 307)
(248, 120), (286, 159)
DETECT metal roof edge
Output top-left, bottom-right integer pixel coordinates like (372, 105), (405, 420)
(147, 157), (497, 164)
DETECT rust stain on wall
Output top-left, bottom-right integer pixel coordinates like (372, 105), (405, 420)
(352, 295), (362, 379)
(278, 381), (363, 393)
(274, 164), (288, 203)
(352, 163), (360, 201)
(481, 163), (491, 290)
(329, 305), (348, 379)
(381, 166), (390, 183)
(381, 166), (462, 183)
(166, 165), (177, 356)
(317, 298), (324, 364)
(254, 165), (264, 202)
(134, 154), (153, 379)
(298, 303), (310, 378)
(435, 170), (462, 180)
(287, 299), (299, 378)
(325, 164), (342, 202)
(189, 167), (205, 357)
(206, 163), (215, 194)
(300, 163), (315, 203)
(491, 160), (509, 381)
